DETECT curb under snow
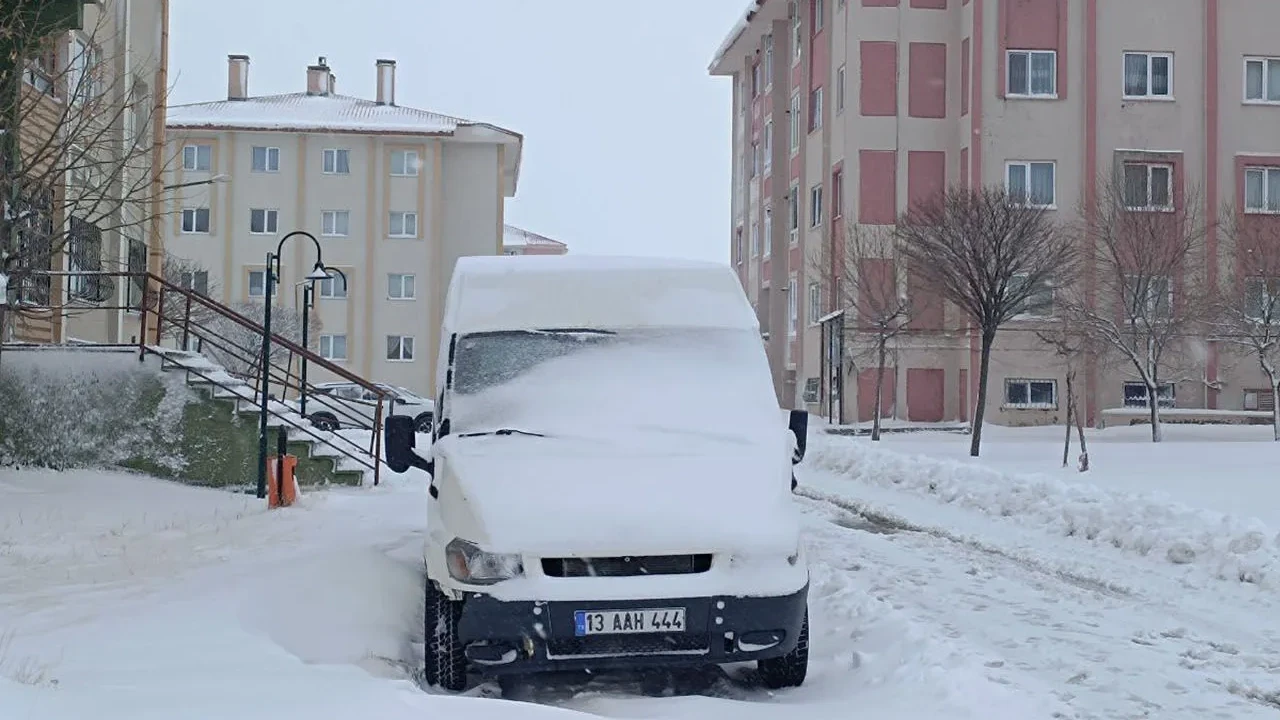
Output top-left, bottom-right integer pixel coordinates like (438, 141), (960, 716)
(808, 435), (1280, 588)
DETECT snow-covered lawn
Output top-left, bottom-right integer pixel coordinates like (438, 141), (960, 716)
(4, 422), (1280, 719)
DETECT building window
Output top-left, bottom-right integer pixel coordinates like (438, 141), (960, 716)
(179, 270), (209, 296)
(387, 335), (415, 362)
(318, 275), (347, 299)
(791, 1), (803, 58)
(249, 208), (278, 234)
(1010, 273), (1054, 317)
(735, 227), (744, 263)
(1123, 52), (1173, 98)
(248, 270), (267, 297)
(836, 64), (846, 112)
(750, 221), (760, 257)
(319, 210), (349, 237)
(750, 142), (760, 178)
(1123, 381), (1174, 409)
(810, 184), (823, 227)
(319, 334), (348, 361)
(763, 121), (774, 170)
(831, 169), (843, 218)
(391, 149), (420, 176)
(1006, 161), (1056, 208)
(181, 207), (210, 233)
(182, 144), (211, 171)
(763, 206), (773, 257)
(764, 34), (774, 85)
(389, 273), (416, 300)
(1006, 50), (1057, 97)
(1245, 167), (1280, 214)
(788, 186), (800, 238)
(1124, 276), (1172, 319)
(1244, 277), (1280, 321)
(808, 281), (822, 324)
(1245, 57), (1280, 103)
(789, 91), (802, 151)
(389, 211), (418, 237)
(787, 278), (798, 336)
(251, 146), (280, 172)
(1004, 378), (1057, 409)
(809, 87), (823, 132)
(1122, 163), (1173, 210)
(322, 148), (350, 174)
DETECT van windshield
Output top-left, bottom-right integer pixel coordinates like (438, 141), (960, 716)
(448, 327), (780, 447)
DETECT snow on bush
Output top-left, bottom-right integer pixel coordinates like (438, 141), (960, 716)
(0, 350), (191, 471)
(809, 435), (1280, 587)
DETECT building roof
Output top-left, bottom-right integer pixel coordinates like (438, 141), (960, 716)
(502, 224), (568, 250)
(708, 0), (768, 74)
(166, 92), (510, 137)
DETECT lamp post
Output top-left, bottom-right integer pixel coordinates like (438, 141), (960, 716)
(257, 230), (330, 499)
(299, 266), (346, 418)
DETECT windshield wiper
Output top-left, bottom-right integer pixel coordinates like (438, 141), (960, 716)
(456, 428), (546, 439)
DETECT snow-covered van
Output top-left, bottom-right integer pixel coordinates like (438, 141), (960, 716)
(384, 254), (811, 692)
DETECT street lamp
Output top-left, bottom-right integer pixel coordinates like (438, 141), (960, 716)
(257, 230), (330, 499)
(298, 266), (346, 418)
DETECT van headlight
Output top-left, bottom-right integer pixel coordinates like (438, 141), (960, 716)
(445, 538), (524, 585)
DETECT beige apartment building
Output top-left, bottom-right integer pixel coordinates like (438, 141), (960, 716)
(6, 0), (168, 347)
(162, 55), (523, 396)
(711, 0), (1280, 427)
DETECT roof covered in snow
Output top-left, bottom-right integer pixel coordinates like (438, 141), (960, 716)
(501, 224), (567, 251)
(709, 0), (767, 74)
(166, 92), (514, 138)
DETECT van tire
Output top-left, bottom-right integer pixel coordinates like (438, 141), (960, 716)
(310, 412), (339, 432)
(424, 579), (468, 692)
(758, 606), (808, 689)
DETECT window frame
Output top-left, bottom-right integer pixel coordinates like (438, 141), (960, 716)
(789, 91), (802, 152)
(1243, 277), (1280, 322)
(1121, 162), (1174, 211)
(809, 86), (823, 132)
(1244, 57), (1280, 104)
(1005, 50), (1058, 98)
(1009, 273), (1055, 319)
(321, 210), (350, 237)
(1244, 166), (1280, 214)
(763, 205), (773, 257)
(251, 146), (280, 173)
(388, 272), (416, 300)
(249, 208), (279, 235)
(181, 144), (212, 172)
(391, 149), (420, 177)
(1005, 161), (1057, 209)
(247, 269), (267, 298)
(386, 334), (416, 362)
(319, 333), (348, 361)
(809, 184), (823, 228)
(322, 148), (351, 175)
(1122, 381), (1175, 409)
(388, 210), (419, 238)
(787, 278), (798, 336)
(836, 64), (846, 112)
(763, 121), (774, 170)
(318, 275), (347, 299)
(787, 185), (800, 240)
(1003, 378), (1058, 410)
(179, 270), (209, 296)
(1124, 274), (1174, 320)
(180, 207), (210, 234)
(807, 281), (822, 325)
(1122, 51), (1174, 100)
(750, 220), (760, 257)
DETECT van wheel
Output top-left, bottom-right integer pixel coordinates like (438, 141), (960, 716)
(310, 412), (339, 432)
(414, 413), (434, 434)
(758, 607), (808, 689)
(424, 579), (468, 692)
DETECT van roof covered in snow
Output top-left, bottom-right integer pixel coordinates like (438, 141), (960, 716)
(444, 254), (759, 334)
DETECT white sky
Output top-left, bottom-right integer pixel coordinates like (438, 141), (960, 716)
(167, 0), (748, 263)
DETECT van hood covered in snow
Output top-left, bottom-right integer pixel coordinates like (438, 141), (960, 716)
(438, 434), (799, 558)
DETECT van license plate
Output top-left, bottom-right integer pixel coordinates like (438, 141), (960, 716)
(573, 608), (686, 636)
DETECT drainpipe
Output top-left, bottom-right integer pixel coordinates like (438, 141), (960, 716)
(142, 0), (168, 347)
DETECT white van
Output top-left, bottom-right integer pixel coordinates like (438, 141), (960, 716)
(384, 254), (811, 692)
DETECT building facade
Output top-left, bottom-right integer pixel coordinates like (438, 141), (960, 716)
(4, 0), (168, 347)
(162, 55), (523, 396)
(710, 0), (1280, 427)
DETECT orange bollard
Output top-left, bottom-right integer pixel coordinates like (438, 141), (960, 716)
(266, 454), (299, 509)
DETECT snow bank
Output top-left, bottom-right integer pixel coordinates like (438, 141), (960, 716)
(808, 435), (1280, 587)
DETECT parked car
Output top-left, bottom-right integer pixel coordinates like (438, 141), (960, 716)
(297, 382), (434, 433)
(384, 254), (810, 693)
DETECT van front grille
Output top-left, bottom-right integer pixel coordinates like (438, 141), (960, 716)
(541, 554), (713, 578)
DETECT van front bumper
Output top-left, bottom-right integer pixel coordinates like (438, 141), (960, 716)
(454, 583), (808, 674)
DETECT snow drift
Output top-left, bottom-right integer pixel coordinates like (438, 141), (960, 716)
(808, 434), (1280, 587)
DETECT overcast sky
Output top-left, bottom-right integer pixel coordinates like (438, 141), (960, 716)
(167, 0), (746, 263)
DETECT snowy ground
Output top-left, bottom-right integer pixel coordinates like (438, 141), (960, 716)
(2, 424), (1279, 718)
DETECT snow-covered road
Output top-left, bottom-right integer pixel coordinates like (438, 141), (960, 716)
(3, 438), (1279, 719)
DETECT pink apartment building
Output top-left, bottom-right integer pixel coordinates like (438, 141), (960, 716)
(710, 0), (1280, 428)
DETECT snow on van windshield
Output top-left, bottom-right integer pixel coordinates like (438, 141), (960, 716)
(448, 327), (780, 446)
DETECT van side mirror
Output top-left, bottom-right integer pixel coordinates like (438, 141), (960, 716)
(789, 409), (809, 464)
(385, 414), (433, 474)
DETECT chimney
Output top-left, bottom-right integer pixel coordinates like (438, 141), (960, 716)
(306, 56), (332, 96)
(227, 54), (249, 100)
(375, 59), (396, 105)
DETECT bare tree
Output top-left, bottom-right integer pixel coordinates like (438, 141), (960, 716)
(1211, 208), (1280, 440)
(0, 3), (165, 321)
(1036, 317), (1091, 471)
(810, 226), (912, 440)
(896, 185), (1074, 457)
(1064, 170), (1210, 443)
